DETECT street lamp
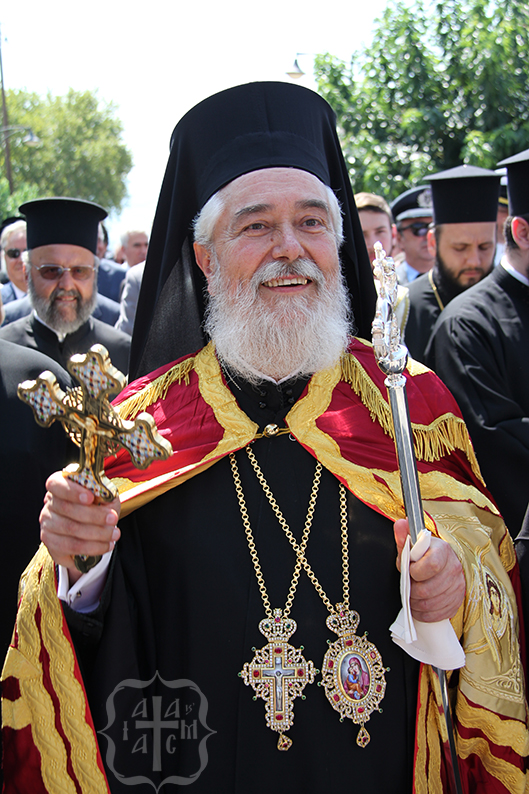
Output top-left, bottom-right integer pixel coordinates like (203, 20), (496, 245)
(286, 57), (305, 79)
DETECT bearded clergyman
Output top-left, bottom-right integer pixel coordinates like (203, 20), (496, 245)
(0, 198), (130, 376)
(2, 83), (527, 793)
(405, 165), (499, 363)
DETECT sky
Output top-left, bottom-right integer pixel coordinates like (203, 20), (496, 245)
(1, 0), (389, 250)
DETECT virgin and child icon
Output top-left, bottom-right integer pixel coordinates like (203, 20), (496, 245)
(341, 655), (370, 701)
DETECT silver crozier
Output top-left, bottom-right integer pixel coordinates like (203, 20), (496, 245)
(371, 242), (463, 794)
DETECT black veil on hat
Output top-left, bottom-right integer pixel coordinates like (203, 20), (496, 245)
(130, 81), (376, 380)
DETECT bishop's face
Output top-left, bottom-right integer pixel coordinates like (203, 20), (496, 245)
(193, 168), (350, 384)
(193, 167), (342, 304)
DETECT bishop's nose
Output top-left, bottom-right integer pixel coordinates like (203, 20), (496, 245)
(271, 225), (305, 262)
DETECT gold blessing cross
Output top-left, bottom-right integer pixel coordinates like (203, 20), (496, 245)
(18, 344), (173, 572)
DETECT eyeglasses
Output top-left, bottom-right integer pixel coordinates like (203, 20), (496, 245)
(4, 248), (26, 259)
(397, 222), (430, 237)
(32, 263), (95, 281)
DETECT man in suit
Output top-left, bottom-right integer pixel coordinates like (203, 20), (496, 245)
(115, 260), (144, 335)
(97, 222), (128, 302)
(0, 219), (28, 304)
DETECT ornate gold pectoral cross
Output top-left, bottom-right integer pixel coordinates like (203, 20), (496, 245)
(240, 611), (316, 751)
(18, 344), (172, 572)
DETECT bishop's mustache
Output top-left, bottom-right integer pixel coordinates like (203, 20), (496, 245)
(249, 259), (327, 294)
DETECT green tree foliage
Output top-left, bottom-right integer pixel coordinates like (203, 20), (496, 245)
(314, 0), (529, 198)
(0, 89), (133, 218)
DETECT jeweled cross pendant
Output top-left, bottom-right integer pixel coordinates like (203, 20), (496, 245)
(240, 609), (316, 751)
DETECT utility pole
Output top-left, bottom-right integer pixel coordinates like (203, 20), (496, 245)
(0, 26), (14, 193)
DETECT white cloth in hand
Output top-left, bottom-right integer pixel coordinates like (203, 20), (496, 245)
(390, 529), (465, 670)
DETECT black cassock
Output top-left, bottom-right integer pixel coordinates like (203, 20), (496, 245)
(0, 314), (131, 376)
(66, 374), (419, 793)
(426, 265), (529, 538)
(405, 269), (444, 363)
(405, 266), (466, 364)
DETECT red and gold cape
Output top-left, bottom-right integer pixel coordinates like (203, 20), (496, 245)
(2, 340), (528, 792)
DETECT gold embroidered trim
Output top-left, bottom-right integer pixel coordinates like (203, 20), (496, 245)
(286, 362), (414, 524)
(110, 345), (258, 515)
(194, 343), (258, 461)
(340, 352), (484, 483)
(426, 690), (443, 793)
(457, 693), (529, 756)
(407, 357), (429, 377)
(1, 546), (109, 793)
(285, 369), (497, 529)
(1, 687), (32, 730)
(414, 670), (429, 794)
(457, 735), (527, 793)
(499, 532), (517, 574)
(116, 355), (196, 419)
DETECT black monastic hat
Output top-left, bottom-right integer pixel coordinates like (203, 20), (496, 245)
(0, 216), (25, 236)
(129, 81), (376, 380)
(19, 197), (107, 254)
(390, 185), (433, 223)
(427, 165), (500, 225)
(497, 149), (529, 217)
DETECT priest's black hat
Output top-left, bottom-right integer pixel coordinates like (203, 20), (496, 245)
(427, 165), (500, 224)
(1, 216), (25, 236)
(19, 197), (107, 254)
(497, 149), (529, 217)
(390, 185), (433, 223)
(129, 81), (376, 380)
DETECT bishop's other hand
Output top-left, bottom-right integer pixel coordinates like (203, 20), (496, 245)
(393, 518), (465, 623)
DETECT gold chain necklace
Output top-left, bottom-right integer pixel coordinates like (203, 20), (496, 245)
(232, 444), (387, 751)
(428, 268), (445, 312)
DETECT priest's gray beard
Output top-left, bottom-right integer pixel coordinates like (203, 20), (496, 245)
(28, 271), (97, 336)
(203, 256), (353, 384)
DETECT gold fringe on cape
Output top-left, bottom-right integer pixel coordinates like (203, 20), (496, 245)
(340, 353), (484, 484)
(116, 356), (196, 419)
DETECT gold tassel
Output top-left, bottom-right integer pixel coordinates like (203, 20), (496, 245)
(340, 353), (484, 483)
(116, 356), (196, 419)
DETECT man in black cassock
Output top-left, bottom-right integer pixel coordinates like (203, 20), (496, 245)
(2, 84), (527, 794)
(0, 198), (130, 376)
(426, 149), (529, 539)
(405, 166), (499, 362)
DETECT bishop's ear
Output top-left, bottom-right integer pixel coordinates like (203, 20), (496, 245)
(193, 242), (215, 293)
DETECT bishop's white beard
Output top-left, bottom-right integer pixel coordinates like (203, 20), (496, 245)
(203, 256), (352, 384)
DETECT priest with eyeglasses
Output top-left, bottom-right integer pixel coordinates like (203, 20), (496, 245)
(0, 197), (130, 376)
